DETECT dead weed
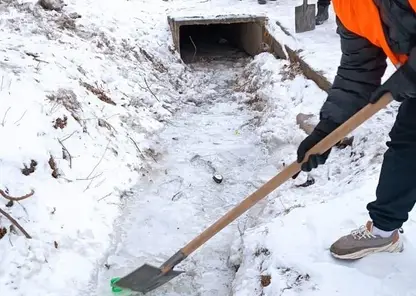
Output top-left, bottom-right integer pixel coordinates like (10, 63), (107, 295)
(81, 82), (116, 105)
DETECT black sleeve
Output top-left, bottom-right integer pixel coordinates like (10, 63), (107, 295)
(318, 17), (388, 128)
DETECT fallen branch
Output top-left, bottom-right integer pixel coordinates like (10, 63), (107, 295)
(0, 189), (35, 201)
(0, 208), (31, 239)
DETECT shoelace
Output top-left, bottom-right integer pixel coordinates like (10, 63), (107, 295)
(351, 225), (376, 240)
(351, 225), (404, 239)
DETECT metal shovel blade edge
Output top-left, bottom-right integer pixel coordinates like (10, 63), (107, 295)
(113, 263), (184, 294)
(295, 4), (316, 33)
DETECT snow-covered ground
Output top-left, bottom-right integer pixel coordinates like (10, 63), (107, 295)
(0, 0), (412, 296)
(0, 0), (187, 295)
(93, 58), (268, 296)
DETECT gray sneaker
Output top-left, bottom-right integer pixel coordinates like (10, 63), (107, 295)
(330, 221), (403, 260)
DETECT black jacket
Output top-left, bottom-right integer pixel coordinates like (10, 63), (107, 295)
(319, 0), (416, 127)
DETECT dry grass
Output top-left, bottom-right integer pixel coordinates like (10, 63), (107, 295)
(53, 115), (67, 129)
(280, 61), (302, 81)
(261, 275), (271, 287)
(21, 159), (38, 176)
(81, 82), (116, 105)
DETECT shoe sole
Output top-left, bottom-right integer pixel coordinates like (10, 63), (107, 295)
(331, 239), (404, 260)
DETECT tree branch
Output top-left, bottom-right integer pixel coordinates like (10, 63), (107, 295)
(0, 189), (35, 201)
(0, 208), (31, 239)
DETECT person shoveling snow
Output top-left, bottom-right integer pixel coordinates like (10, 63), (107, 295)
(295, 0), (416, 260)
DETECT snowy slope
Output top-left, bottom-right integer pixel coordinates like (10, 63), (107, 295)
(0, 0), (408, 296)
(0, 0), (187, 295)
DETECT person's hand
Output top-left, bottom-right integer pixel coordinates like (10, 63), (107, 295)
(370, 48), (416, 103)
(293, 120), (338, 179)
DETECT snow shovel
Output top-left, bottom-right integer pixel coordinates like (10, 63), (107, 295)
(295, 0), (316, 33)
(111, 93), (393, 294)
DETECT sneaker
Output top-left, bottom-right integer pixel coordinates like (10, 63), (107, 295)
(315, 4), (329, 25)
(330, 221), (403, 260)
(258, 0), (267, 4)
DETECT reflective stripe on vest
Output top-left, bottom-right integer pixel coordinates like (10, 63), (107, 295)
(332, 0), (416, 68)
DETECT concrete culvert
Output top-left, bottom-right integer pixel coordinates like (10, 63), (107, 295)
(168, 15), (267, 63)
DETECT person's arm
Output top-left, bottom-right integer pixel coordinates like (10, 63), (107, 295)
(317, 17), (388, 133)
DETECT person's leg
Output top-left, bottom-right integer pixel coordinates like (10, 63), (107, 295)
(367, 99), (416, 231)
(330, 99), (416, 260)
(317, 0), (331, 6)
(316, 0), (330, 25)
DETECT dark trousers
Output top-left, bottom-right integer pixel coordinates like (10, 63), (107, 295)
(367, 99), (416, 231)
(318, 0), (331, 6)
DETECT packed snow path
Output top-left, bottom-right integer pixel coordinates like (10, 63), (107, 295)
(92, 58), (274, 295)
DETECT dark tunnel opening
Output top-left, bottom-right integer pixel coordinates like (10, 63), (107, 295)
(179, 22), (263, 63)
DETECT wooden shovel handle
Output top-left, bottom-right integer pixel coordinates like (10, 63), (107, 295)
(181, 93), (393, 256)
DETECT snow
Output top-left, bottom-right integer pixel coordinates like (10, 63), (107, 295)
(230, 54), (405, 296)
(0, 0), (410, 296)
(0, 0), (186, 295)
(95, 58), (266, 296)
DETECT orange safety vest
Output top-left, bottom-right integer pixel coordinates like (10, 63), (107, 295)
(332, 0), (416, 68)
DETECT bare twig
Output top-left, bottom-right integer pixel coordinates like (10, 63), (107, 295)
(76, 172), (103, 181)
(86, 140), (111, 179)
(171, 191), (183, 201)
(93, 177), (106, 189)
(142, 78), (160, 102)
(83, 178), (96, 192)
(189, 36), (197, 62)
(14, 110), (27, 125)
(58, 139), (72, 168)
(0, 189), (35, 202)
(98, 192), (112, 202)
(2, 107), (11, 126)
(128, 136), (145, 159)
(128, 136), (157, 162)
(60, 130), (77, 142)
(17, 201), (29, 217)
(8, 229), (13, 246)
(0, 208), (31, 239)
(83, 175), (106, 192)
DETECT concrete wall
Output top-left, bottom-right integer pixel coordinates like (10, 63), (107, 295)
(168, 14), (332, 93)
